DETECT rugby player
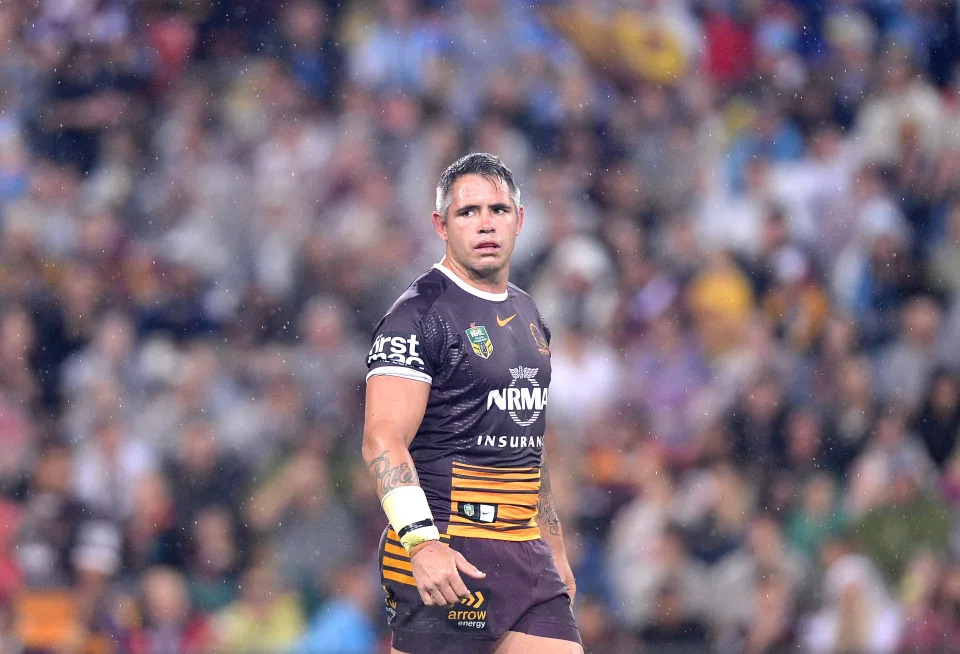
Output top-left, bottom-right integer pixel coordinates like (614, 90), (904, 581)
(362, 153), (582, 653)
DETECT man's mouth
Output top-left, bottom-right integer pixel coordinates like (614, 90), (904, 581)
(475, 241), (501, 253)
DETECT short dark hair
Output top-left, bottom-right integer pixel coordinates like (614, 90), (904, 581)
(435, 152), (520, 218)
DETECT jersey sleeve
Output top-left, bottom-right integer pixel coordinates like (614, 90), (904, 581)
(538, 310), (552, 346)
(365, 293), (443, 385)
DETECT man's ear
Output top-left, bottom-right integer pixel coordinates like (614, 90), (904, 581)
(431, 211), (448, 241)
(516, 204), (524, 236)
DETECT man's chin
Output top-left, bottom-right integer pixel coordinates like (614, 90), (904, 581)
(472, 257), (506, 273)
(465, 257), (507, 279)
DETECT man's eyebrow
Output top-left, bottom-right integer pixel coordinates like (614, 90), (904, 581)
(455, 202), (513, 215)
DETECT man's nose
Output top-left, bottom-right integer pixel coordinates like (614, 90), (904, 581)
(478, 209), (495, 231)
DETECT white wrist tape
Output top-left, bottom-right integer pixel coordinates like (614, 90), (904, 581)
(381, 485), (440, 553)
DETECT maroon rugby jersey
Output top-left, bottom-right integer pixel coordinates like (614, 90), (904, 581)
(366, 264), (551, 541)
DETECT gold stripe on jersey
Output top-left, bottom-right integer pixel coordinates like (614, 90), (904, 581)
(447, 462), (541, 541)
(383, 569), (417, 586)
(446, 521), (541, 540)
(452, 476), (541, 485)
(450, 469), (541, 482)
(453, 473), (540, 489)
(383, 556), (413, 572)
(453, 461), (540, 473)
(384, 542), (408, 558)
(492, 503), (543, 522)
(450, 478), (540, 492)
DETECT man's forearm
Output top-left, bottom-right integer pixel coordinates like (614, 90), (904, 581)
(539, 499), (572, 571)
(537, 462), (576, 599)
(363, 438), (420, 499)
(537, 472), (564, 540)
(362, 434), (442, 554)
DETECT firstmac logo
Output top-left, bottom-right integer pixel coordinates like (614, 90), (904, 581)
(367, 334), (425, 368)
(486, 366), (548, 426)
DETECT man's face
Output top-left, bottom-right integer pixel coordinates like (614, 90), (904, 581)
(35, 447), (71, 494)
(432, 174), (523, 281)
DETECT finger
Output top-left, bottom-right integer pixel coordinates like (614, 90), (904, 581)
(418, 586), (435, 606)
(422, 582), (448, 606)
(449, 569), (470, 599)
(453, 550), (486, 579)
(432, 588), (451, 606)
(437, 580), (462, 606)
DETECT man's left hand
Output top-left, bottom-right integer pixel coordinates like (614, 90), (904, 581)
(556, 557), (576, 606)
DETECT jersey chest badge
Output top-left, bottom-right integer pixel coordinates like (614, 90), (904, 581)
(529, 323), (550, 355)
(466, 323), (493, 359)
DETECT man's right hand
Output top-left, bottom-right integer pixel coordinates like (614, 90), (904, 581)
(408, 540), (486, 607)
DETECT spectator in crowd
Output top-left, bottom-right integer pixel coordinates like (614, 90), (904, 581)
(611, 520), (710, 631)
(130, 566), (213, 654)
(246, 437), (354, 610)
(710, 513), (808, 645)
(876, 295), (946, 411)
(122, 473), (187, 580)
(14, 438), (121, 651)
(636, 581), (710, 654)
(785, 473), (847, 562)
(211, 561), (305, 653)
(72, 415), (157, 522)
(296, 561), (378, 654)
(163, 417), (249, 529)
(913, 366), (960, 467)
(186, 505), (243, 615)
(803, 537), (903, 654)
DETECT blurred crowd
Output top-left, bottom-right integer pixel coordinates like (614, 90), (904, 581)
(0, 0), (959, 652)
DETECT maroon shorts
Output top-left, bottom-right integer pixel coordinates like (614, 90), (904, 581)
(379, 529), (581, 653)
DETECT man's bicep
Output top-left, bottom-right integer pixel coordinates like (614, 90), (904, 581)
(363, 375), (430, 498)
(364, 374), (431, 448)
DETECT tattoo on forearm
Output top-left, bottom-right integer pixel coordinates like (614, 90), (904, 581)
(537, 461), (562, 537)
(368, 450), (419, 495)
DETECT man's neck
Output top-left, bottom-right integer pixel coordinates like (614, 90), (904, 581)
(439, 256), (508, 294)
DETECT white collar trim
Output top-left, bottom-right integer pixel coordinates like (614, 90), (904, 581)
(432, 263), (509, 302)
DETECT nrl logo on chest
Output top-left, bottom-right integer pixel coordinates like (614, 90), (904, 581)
(466, 323), (493, 359)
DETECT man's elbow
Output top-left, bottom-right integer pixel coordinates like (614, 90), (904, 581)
(361, 434), (379, 465)
(361, 428), (395, 465)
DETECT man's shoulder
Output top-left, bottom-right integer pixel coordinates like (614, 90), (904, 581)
(384, 267), (450, 319)
(507, 281), (536, 304)
(507, 282), (546, 318)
